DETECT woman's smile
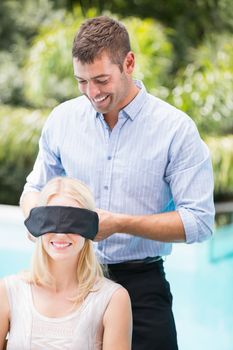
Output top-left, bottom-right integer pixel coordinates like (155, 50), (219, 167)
(50, 240), (72, 250)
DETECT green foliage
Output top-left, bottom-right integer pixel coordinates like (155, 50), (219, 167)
(206, 136), (233, 196)
(77, 0), (233, 68)
(0, 0), (65, 105)
(0, 0), (54, 52)
(0, 52), (24, 105)
(168, 35), (233, 136)
(124, 17), (173, 94)
(77, 0), (233, 31)
(23, 7), (86, 108)
(0, 105), (47, 204)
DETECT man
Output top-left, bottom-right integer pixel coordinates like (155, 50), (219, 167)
(20, 16), (215, 349)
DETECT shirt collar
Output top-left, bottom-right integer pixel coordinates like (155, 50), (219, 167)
(96, 80), (147, 121)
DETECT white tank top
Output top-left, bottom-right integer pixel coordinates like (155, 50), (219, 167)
(4, 274), (121, 350)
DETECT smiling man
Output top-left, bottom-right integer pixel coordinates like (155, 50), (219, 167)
(73, 37), (139, 129)
(20, 16), (215, 350)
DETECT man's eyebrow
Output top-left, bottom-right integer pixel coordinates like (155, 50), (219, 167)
(74, 74), (110, 80)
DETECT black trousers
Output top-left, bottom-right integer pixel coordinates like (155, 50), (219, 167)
(107, 259), (178, 350)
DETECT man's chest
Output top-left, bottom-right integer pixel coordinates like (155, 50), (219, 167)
(57, 126), (170, 210)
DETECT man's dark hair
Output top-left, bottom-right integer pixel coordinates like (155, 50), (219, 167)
(72, 16), (131, 71)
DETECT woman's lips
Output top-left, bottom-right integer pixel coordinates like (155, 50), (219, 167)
(51, 241), (72, 249)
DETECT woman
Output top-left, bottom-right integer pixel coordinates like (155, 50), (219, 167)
(0, 177), (132, 350)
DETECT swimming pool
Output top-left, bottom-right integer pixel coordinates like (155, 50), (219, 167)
(0, 204), (232, 350)
(0, 205), (33, 275)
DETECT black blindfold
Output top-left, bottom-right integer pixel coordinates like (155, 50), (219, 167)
(24, 206), (99, 240)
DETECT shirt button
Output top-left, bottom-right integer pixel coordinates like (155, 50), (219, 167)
(107, 156), (112, 160)
(104, 186), (109, 190)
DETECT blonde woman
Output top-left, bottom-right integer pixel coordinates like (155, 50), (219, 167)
(0, 177), (132, 350)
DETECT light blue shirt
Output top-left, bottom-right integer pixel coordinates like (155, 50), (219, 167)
(23, 81), (215, 264)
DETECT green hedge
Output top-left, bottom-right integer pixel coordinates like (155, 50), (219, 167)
(0, 105), (47, 204)
(207, 135), (233, 198)
(0, 105), (232, 205)
(167, 34), (233, 136)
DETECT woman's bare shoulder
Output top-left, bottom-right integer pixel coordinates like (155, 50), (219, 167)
(0, 278), (10, 315)
(102, 283), (132, 349)
(109, 285), (131, 306)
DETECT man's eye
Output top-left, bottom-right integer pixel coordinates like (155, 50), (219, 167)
(96, 80), (108, 84)
(78, 80), (87, 84)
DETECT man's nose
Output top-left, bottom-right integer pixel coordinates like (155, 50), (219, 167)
(87, 82), (100, 98)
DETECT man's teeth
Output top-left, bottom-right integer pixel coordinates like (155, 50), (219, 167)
(52, 242), (71, 248)
(94, 95), (108, 102)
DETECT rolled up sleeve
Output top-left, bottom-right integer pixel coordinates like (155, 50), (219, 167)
(165, 115), (215, 243)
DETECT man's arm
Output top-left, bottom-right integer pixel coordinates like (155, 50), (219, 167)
(20, 106), (65, 219)
(20, 191), (40, 218)
(20, 191), (40, 241)
(95, 209), (185, 242)
(96, 117), (215, 244)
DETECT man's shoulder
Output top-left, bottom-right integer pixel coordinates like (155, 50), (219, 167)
(147, 93), (183, 115)
(147, 93), (193, 125)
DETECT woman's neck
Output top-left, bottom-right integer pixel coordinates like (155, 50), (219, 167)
(48, 257), (79, 292)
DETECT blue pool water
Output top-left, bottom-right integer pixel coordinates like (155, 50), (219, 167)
(0, 205), (34, 274)
(166, 240), (233, 350)
(0, 205), (233, 350)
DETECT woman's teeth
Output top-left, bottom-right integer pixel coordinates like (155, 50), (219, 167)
(51, 242), (71, 248)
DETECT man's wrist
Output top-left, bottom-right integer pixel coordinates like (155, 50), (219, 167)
(115, 213), (130, 233)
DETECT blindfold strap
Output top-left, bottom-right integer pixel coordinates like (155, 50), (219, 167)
(24, 206), (99, 240)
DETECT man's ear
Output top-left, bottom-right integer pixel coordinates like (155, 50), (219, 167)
(124, 51), (135, 74)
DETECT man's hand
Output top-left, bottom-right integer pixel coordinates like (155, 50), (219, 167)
(95, 209), (121, 241)
(20, 191), (40, 242)
(20, 191), (40, 218)
(94, 209), (186, 243)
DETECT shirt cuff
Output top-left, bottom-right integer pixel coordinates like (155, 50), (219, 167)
(177, 207), (199, 244)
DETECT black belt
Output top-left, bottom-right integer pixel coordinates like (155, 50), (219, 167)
(106, 256), (162, 270)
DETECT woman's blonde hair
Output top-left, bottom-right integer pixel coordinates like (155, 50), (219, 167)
(30, 176), (103, 303)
